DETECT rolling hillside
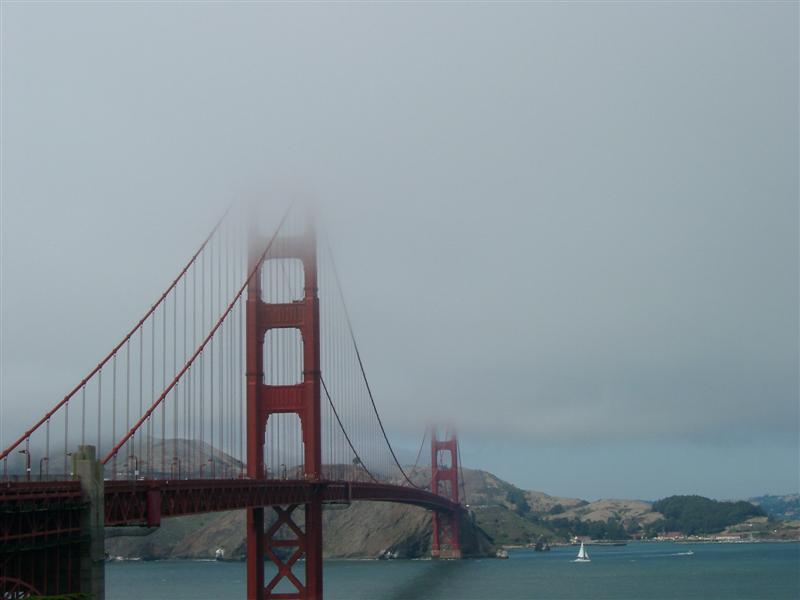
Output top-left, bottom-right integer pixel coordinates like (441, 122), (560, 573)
(105, 442), (792, 558)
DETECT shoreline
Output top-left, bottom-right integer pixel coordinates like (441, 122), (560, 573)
(108, 539), (800, 563)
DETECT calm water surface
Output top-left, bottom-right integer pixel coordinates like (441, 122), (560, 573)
(106, 542), (800, 599)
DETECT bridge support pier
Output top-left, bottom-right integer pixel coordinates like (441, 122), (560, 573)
(247, 507), (265, 594)
(247, 498), (323, 600)
(305, 496), (323, 598)
(432, 511), (462, 560)
(72, 445), (105, 599)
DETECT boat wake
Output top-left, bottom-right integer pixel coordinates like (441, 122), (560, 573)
(632, 550), (695, 560)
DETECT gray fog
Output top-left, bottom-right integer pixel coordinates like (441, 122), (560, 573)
(1, 2), (797, 500)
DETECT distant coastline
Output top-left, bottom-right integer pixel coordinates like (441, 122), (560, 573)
(104, 457), (800, 562)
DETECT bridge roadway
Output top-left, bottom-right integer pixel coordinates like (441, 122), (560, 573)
(3, 478), (460, 529)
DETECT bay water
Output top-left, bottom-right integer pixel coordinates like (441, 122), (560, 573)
(106, 541), (799, 599)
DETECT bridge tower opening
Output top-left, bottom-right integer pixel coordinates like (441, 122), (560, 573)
(431, 428), (462, 559)
(246, 214), (323, 600)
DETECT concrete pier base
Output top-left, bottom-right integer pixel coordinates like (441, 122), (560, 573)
(73, 445), (105, 599)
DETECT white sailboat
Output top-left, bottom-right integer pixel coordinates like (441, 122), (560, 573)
(574, 541), (591, 563)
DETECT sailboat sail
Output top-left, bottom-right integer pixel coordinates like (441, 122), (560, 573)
(575, 542), (590, 562)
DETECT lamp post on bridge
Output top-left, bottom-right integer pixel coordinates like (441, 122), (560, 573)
(171, 457), (181, 480)
(127, 455), (139, 480)
(17, 448), (30, 482)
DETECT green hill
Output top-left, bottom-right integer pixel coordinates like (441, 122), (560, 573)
(648, 495), (765, 535)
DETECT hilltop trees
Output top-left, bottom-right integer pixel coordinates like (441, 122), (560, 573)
(549, 517), (630, 540)
(505, 487), (531, 516)
(648, 495), (765, 535)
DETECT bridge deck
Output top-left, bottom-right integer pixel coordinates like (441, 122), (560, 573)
(106, 479), (459, 526)
(2, 479), (459, 529)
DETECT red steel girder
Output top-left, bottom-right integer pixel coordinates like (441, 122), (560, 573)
(103, 479), (460, 526)
(0, 481), (84, 596)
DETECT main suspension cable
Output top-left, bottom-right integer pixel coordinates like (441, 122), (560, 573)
(102, 205), (292, 465)
(320, 375), (379, 484)
(322, 231), (420, 489)
(0, 202), (234, 463)
(408, 429), (429, 487)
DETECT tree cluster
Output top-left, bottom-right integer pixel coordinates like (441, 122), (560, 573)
(505, 488), (531, 516)
(648, 495), (765, 535)
(548, 517), (630, 540)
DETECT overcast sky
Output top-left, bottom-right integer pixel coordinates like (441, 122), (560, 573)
(1, 2), (797, 500)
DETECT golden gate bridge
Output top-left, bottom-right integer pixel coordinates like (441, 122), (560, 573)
(0, 204), (465, 599)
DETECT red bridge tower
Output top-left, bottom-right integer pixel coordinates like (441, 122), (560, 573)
(246, 218), (323, 600)
(430, 429), (462, 559)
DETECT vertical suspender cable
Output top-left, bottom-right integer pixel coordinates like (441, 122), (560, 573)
(190, 262), (195, 474)
(111, 365), (118, 475)
(150, 314), (155, 477)
(181, 273), (186, 472)
(162, 296), (166, 475)
(97, 371), (102, 460)
(173, 285), (178, 474)
(218, 229), (223, 473)
(45, 419), (50, 476)
(238, 281), (243, 474)
(112, 354), (117, 478)
(138, 328), (143, 468)
(200, 247), (205, 475)
(125, 340), (130, 467)
(209, 236), (214, 477)
(324, 234), (419, 488)
(223, 225), (229, 468)
(64, 401), (69, 475)
(81, 385), (85, 446)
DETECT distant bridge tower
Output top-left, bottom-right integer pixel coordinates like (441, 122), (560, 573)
(246, 215), (323, 600)
(430, 428), (462, 559)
